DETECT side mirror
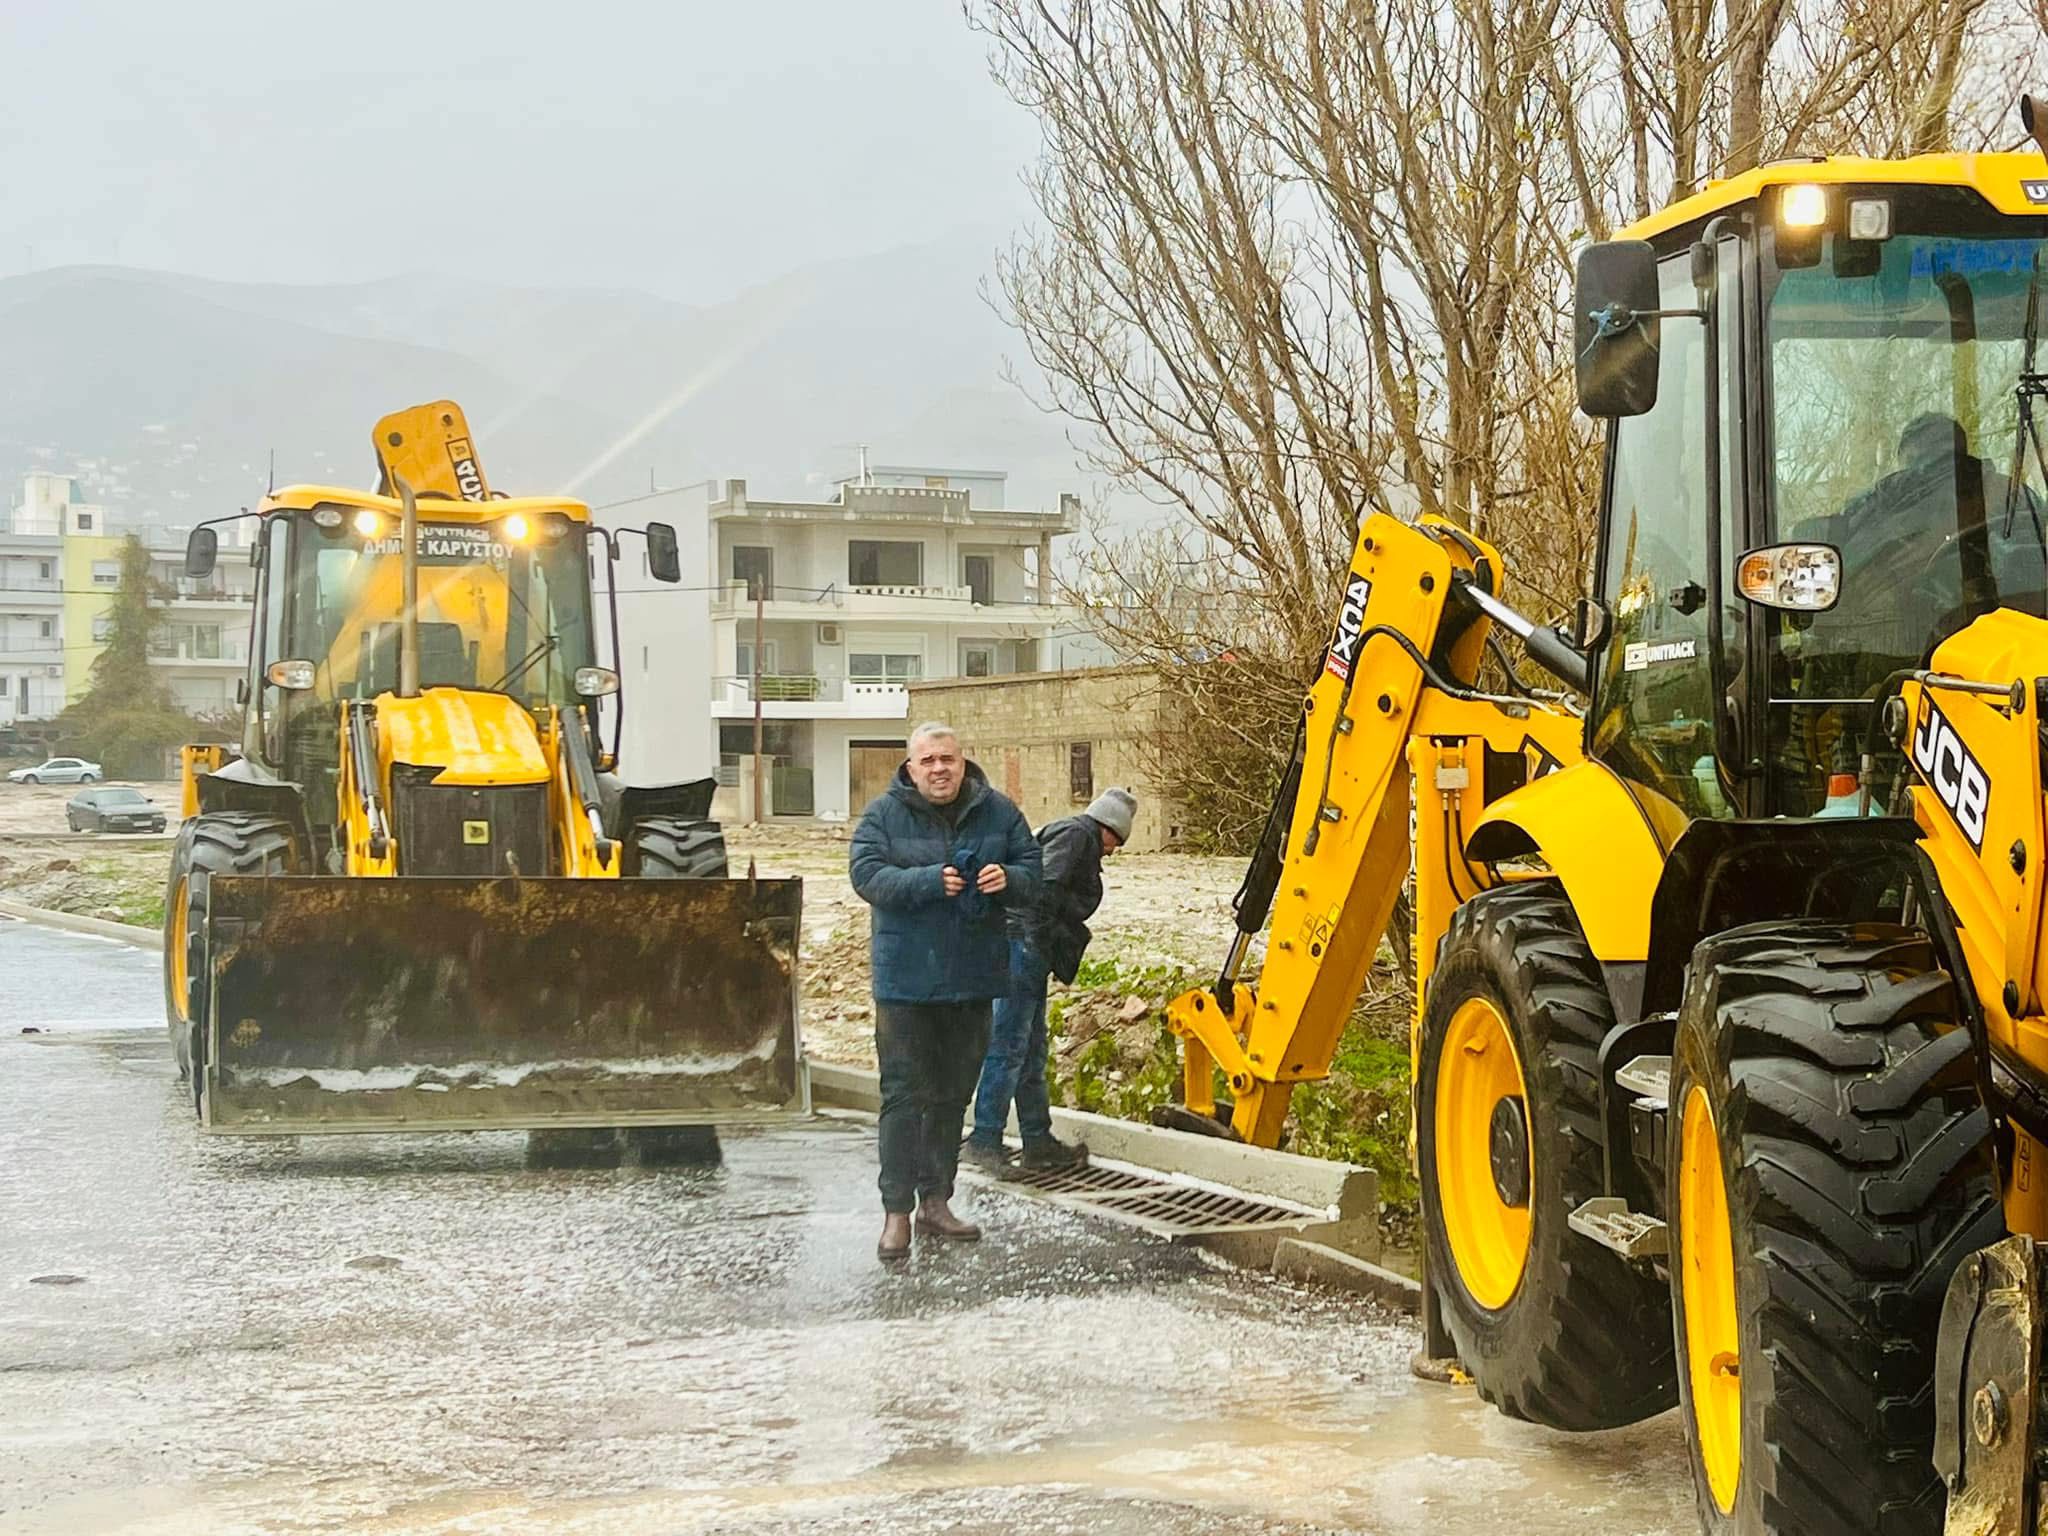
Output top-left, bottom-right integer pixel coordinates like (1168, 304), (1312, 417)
(645, 522), (681, 584)
(1573, 240), (1662, 419)
(184, 526), (218, 580)
(1569, 596), (1610, 652)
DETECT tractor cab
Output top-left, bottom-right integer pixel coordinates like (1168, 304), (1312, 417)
(1576, 158), (2048, 823)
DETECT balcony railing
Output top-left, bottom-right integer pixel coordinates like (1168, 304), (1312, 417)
(147, 641), (247, 664)
(714, 673), (916, 704)
(713, 579), (1046, 611)
(0, 578), (60, 593)
(0, 639), (62, 655)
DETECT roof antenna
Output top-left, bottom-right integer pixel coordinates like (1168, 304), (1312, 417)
(267, 448), (275, 494)
(2023, 96), (2048, 160)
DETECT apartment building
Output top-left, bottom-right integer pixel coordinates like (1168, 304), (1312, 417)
(689, 466), (1100, 822)
(1, 473), (256, 727)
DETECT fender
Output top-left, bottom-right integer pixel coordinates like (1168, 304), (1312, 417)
(1463, 760), (1668, 963)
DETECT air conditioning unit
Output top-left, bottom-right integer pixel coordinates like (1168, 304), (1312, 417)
(817, 623), (843, 646)
(44, 665), (61, 678)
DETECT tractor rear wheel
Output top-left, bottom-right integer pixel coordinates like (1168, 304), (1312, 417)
(1668, 922), (2004, 1536)
(1418, 885), (1677, 1429)
(626, 817), (729, 879)
(163, 813), (299, 1112)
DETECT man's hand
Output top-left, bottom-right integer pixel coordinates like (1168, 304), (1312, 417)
(976, 862), (1007, 895)
(941, 866), (966, 896)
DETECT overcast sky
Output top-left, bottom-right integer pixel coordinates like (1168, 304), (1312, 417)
(0, 1), (1041, 302)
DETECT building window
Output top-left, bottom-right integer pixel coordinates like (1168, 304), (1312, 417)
(91, 560), (119, 586)
(91, 614), (114, 642)
(1069, 741), (1093, 802)
(75, 513), (93, 531)
(963, 644), (994, 678)
(37, 561), (51, 579)
(848, 540), (921, 587)
(735, 639), (781, 677)
(923, 476), (949, 489)
(731, 545), (774, 598)
(38, 619), (52, 638)
(849, 651), (922, 685)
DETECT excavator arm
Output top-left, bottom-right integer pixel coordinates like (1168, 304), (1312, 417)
(1164, 511), (1587, 1146)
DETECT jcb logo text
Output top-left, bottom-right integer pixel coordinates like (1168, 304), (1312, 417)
(1911, 697), (1991, 851)
(1323, 574), (1372, 681)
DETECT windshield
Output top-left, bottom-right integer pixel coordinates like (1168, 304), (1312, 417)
(279, 508), (597, 710)
(1763, 191), (2048, 809)
(98, 789), (146, 805)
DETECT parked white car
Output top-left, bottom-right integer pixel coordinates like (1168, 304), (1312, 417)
(7, 757), (103, 785)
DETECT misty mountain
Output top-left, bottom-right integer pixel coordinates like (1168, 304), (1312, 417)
(0, 238), (1095, 527)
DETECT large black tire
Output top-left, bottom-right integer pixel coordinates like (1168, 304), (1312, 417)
(626, 816), (729, 879)
(162, 813), (299, 1111)
(1418, 884), (1678, 1429)
(1668, 923), (2004, 1536)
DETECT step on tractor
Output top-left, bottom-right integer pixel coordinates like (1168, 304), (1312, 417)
(165, 402), (803, 1160)
(1164, 102), (2048, 1534)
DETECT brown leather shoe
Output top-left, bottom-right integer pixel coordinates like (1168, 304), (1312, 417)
(877, 1212), (912, 1263)
(913, 1200), (982, 1242)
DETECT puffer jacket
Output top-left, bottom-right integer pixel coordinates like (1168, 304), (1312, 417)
(849, 760), (1041, 1004)
(1008, 814), (1107, 984)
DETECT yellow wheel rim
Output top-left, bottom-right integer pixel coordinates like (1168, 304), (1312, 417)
(169, 877), (190, 1022)
(1434, 995), (1531, 1310)
(1680, 1083), (1741, 1514)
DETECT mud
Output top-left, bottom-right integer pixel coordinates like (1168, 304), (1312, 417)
(1, 918), (1696, 1536)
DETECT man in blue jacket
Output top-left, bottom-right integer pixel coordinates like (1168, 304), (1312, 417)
(850, 721), (1041, 1263)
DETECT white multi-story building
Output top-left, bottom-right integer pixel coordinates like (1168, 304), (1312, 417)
(676, 466), (1094, 821)
(0, 528), (65, 726)
(0, 473), (258, 730)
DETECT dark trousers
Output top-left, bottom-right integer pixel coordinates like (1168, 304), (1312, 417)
(875, 1000), (992, 1215)
(971, 940), (1054, 1147)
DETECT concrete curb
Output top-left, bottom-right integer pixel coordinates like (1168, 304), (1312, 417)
(0, 899), (160, 950)
(1271, 1237), (1421, 1314)
(808, 1057), (1381, 1258)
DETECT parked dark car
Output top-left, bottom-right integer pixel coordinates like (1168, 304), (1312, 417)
(67, 786), (167, 834)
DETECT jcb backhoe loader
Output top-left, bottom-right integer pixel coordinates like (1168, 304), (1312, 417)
(164, 402), (803, 1151)
(1165, 103), (2048, 1535)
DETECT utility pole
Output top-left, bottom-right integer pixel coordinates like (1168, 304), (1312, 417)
(751, 579), (764, 825)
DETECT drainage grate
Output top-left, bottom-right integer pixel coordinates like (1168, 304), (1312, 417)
(997, 1163), (1160, 1196)
(963, 1152), (1320, 1242)
(1079, 1181), (1311, 1237)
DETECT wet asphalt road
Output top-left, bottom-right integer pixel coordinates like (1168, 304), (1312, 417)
(1, 916), (1694, 1535)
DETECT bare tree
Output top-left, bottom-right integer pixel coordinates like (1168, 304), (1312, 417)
(975, 0), (2048, 847)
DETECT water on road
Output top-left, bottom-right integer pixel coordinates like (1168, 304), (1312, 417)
(0, 918), (1693, 1534)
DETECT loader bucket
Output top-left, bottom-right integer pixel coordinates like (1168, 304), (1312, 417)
(197, 874), (805, 1134)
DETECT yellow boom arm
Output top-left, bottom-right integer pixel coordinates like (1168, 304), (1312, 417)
(1165, 513), (1587, 1145)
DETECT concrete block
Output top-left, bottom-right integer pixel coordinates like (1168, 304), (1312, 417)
(0, 899), (160, 950)
(1041, 1104), (1377, 1224)
(1271, 1237), (1421, 1314)
(807, 1059), (880, 1113)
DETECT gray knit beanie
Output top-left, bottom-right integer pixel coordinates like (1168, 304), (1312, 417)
(1086, 787), (1137, 844)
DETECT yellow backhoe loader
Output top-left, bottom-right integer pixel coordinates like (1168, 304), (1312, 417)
(163, 402), (802, 1156)
(1164, 103), (2048, 1534)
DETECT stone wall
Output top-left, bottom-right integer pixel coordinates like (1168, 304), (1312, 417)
(907, 666), (1180, 850)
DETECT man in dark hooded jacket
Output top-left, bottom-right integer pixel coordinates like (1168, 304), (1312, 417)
(849, 722), (1040, 1263)
(965, 788), (1136, 1174)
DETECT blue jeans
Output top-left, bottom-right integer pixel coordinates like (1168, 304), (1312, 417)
(970, 941), (1053, 1147)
